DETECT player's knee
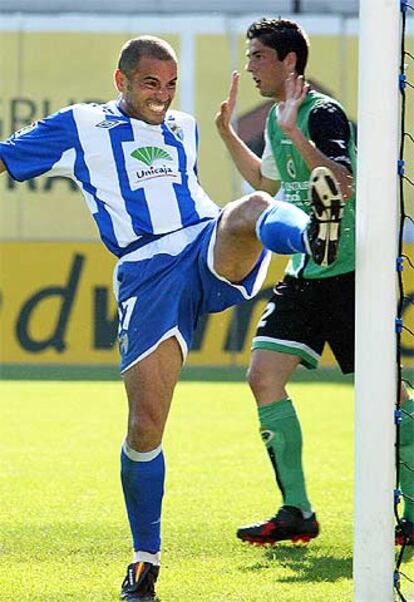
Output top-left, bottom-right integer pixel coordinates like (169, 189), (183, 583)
(246, 190), (273, 210)
(240, 191), (273, 227)
(247, 363), (270, 396)
(224, 192), (272, 236)
(127, 411), (163, 451)
(247, 363), (286, 400)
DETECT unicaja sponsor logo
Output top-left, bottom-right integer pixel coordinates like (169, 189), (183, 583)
(136, 164), (174, 180)
(131, 146), (176, 181)
(131, 146), (173, 166)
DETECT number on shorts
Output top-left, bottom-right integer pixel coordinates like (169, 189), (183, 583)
(257, 302), (276, 329)
(119, 296), (137, 331)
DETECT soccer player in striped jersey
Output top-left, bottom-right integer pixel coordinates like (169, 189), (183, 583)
(0, 35), (343, 600)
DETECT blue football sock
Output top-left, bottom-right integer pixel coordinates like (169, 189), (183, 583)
(121, 441), (165, 554)
(256, 201), (309, 255)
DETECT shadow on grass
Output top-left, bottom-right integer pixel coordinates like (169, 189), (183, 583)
(241, 545), (352, 583)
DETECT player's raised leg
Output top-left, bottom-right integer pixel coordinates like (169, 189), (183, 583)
(214, 175), (344, 284)
(214, 191), (307, 283)
(216, 166), (345, 282)
(216, 190), (306, 277)
(120, 337), (182, 602)
(307, 166), (345, 267)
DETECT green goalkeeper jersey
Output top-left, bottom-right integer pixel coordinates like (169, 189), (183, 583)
(267, 89), (356, 279)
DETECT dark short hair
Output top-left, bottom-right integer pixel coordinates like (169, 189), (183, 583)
(118, 36), (177, 78)
(247, 18), (309, 75)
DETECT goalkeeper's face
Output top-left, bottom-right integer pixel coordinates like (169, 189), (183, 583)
(115, 56), (178, 125)
(246, 38), (292, 101)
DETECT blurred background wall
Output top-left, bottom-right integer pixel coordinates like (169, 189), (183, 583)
(0, 1), (413, 370)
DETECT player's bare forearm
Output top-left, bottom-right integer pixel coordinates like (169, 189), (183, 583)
(286, 127), (353, 199)
(218, 127), (279, 196)
(0, 159), (6, 175)
(216, 70), (279, 196)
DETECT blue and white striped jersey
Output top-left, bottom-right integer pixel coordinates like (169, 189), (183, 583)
(0, 101), (220, 257)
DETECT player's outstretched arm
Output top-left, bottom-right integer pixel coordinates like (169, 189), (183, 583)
(279, 74), (353, 200)
(0, 159), (7, 175)
(215, 71), (279, 196)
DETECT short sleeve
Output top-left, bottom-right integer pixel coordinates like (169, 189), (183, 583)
(260, 126), (280, 180)
(0, 107), (76, 182)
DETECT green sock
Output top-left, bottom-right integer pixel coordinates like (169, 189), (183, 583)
(400, 397), (414, 522)
(258, 398), (311, 513)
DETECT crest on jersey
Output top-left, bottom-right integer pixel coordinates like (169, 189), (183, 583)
(167, 115), (184, 140)
(169, 123), (184, 140)
(131, 146), (173, 166)
(286, 156), (297, 179)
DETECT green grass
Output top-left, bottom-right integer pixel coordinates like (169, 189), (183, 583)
(0, 380), (412, 601)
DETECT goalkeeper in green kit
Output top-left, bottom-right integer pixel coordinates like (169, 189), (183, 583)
(215, 17), (414, 546)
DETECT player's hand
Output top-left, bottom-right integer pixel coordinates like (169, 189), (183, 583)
(215, 71), (240, 138)
(277, 73), (310, 134)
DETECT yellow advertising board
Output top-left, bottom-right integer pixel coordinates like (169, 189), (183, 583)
(0, 241), (413, 369)
(0, 241), (284, 367)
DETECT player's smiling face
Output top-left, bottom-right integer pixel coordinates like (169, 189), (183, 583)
(246, 38), (292, 101)
(115, 56), (178, 125)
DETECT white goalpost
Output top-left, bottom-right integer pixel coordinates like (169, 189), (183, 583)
(354, 1), (400, 600)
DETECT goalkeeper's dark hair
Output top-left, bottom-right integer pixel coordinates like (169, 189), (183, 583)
(247, 18), (309, 75)
(118, 36), (177, 78)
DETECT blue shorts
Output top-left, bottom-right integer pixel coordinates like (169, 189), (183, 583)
(113, 219), (270, 373)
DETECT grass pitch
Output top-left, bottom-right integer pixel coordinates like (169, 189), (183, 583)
(0, 379), (411, 601)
